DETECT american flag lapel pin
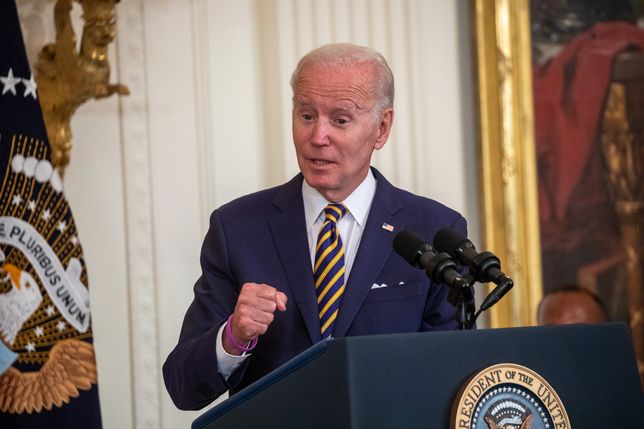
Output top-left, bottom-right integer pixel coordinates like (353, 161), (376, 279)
(381, 222), (394, 232)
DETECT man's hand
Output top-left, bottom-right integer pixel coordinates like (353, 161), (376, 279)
(223, 283), (287, 355)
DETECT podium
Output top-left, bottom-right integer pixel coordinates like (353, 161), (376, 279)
(193, 323), (643, 428)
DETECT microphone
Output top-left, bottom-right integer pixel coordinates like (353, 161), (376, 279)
(433, 228), (513, 311)
(433, 228), (511, 284)
(393, 230), (467, 289)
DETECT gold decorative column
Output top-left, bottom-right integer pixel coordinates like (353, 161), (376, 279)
(35, 0), (129, 178)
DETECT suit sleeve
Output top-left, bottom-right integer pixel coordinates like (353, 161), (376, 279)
(420, 214), (468, 331)
(162, 209), (249, 410)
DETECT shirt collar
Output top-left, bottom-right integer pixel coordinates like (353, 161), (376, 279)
(302, 169), (377, 230)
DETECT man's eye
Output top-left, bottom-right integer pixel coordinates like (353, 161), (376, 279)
(335, 118), (348, 125)
(302, 114), (314, 121)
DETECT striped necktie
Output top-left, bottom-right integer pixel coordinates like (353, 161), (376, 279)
(314, 203), (347, 338)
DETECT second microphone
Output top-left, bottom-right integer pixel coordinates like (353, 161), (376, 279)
(393, 230), (469, 289)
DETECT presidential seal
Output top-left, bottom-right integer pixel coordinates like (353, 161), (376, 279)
(451, 363), (571, 429)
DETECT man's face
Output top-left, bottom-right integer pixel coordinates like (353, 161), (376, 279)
(292, 63), (393, 202)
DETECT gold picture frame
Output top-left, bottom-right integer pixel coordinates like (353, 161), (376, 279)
(473, 0), (644, 382)
(472, 0), (542, 327)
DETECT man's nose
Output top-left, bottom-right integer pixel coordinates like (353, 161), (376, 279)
(310, 120), (330, 145)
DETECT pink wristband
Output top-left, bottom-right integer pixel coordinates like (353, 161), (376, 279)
(225, 315), (258, 353)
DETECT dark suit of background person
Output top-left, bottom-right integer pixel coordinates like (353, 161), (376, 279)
(163, 43), (468, 411)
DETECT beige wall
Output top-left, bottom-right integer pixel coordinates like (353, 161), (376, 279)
(17, 0), (478, 428)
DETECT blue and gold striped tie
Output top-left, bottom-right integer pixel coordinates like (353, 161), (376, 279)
(314, 203), (347, 338)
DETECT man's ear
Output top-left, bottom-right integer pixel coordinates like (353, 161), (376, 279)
(374, 108), (394, 150)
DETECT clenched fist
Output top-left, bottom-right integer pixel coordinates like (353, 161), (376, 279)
(224, 283), (287, 355)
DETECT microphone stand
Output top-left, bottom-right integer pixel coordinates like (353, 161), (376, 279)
(446, 274), (477, 330)
(420, 249), (512, 330)
(422, 251), (477, 330)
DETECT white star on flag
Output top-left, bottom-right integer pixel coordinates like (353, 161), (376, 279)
(22, 74), (37, 99)
(0, 67), (21, 95)
(45, 305), (56, 316)
(12, 193), (22, 205)
(56, 320), (66, 332)
(26, 342), (36, 352)
(42, 209), (51, 221)
(71, 236), (79, 245)
(34, 326), (44, 337)
(27, 200), (36, 211)
(57, 221), (67, 232)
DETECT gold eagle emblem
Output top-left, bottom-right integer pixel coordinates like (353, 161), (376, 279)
(0, 339), (97, 413)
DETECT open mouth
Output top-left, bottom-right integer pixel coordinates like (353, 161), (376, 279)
(310, 159), (333, 166)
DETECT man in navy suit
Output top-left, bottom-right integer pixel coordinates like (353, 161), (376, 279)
(163, 43), (467, 410)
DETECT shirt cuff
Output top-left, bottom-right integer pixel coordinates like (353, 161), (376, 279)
(216, 320), (250, 380)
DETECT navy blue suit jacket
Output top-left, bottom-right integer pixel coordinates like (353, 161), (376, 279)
(163, 168), (467, 410)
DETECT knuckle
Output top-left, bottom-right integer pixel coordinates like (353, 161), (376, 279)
(261, 284), (276, 294)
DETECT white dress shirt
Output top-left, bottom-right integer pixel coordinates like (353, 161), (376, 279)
(216, 171), (377, 379)
(302, 170), (376, 277)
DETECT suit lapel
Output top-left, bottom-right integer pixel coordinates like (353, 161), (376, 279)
(334, 169), (404, 337)
(269, 176), (321, 344)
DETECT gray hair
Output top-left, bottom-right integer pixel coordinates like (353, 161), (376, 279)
(290, 43), (395, 114)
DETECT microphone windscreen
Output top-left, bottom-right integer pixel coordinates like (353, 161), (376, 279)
(393, 230), (429, 267)
(433, 228), (468, 255)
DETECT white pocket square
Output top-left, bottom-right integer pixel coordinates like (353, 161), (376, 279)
(371, 283), (388, 289)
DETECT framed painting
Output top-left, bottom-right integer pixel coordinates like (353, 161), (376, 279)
(473, 0), (643, 381)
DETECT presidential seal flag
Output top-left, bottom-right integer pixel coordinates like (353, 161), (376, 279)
(0, 1), (102, 427)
